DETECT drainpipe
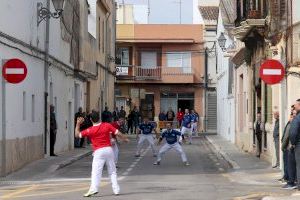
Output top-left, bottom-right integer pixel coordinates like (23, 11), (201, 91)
(204, 47), (208, 132)
(44, 0), (50, 155)
(1, 62), (6, 176)
(105, 12), (111, 109)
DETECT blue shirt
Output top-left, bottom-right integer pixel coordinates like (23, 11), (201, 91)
(161, 129), (182, 144)
(191, 113), (199, 122)
(139, 123), (155, 135)
(182, 114), (191, 128)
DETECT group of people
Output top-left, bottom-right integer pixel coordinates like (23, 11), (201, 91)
(254, 99), (300, 190)
(134, 117), (190, 166)
(280, 99), (300, 190)
(159, 108), (200, 135)
(74, 105), (197, 197)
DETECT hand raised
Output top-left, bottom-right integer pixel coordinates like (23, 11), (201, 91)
(77, 117), (84, 126)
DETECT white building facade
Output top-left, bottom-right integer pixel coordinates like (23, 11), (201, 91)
(216, 3), (235, 143)
(0, 0), (86, 175)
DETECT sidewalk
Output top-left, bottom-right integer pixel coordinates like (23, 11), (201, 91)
(206, 135), (299, 200)
(0, 147), (92, 186)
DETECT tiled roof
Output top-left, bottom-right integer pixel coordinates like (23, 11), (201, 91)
(199, 6), (219, 21)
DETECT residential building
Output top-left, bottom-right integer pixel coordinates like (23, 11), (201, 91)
(87, 0), (116, 113)
(199, 6), (219, 133)
(216, 0), (236, 143)
(0, 0), (116, 176)
(115, 24), (205, 128)
(231, 0), (300, 167)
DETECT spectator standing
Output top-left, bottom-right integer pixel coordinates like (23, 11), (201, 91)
(282, 108), (297, 189)
(131, 107), (141, 135)
(102, 106), (112, 122)
(50, 105), (57, 156)
(74, 107), (83, 148)
(253, 112), (264, 158)
(119, 106), (126, 118)
(112, 107), (120, 122)
(166, 107), (175, 122)
(159, 110), (167, 121)
(290, 99), (300, 191)
(273, 111), (280, 168)
(127, 110), (133, 134)
(177, 108), (184, 127)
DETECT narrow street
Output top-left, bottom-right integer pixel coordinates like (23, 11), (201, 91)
(0, 136), (294, 200)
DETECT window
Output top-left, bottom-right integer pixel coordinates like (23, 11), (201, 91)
(31, 95), (35, 122)
(228, 61), (234, 94)
(141, 52), (157, 68)
(166, 52), (191, 72)
(23, 91), (26, 120)
(116, 48), (129, 65)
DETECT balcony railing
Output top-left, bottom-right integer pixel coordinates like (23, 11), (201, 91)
(135, 66), (161, 80)
(116, 65), (194, 81)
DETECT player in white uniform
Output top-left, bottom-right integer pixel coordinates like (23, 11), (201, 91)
(135, 117), (158, 157)
(154, 122), (190, 166)
(181, 109), (193, 144)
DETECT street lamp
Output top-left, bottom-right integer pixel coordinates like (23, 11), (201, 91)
(37, 2), (63, 26)
(218, 32), (227, 52)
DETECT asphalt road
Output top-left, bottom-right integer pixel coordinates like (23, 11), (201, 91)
(0, 136), (293, 200)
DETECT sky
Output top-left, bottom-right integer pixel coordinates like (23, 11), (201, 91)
(116, 0), (195, 24)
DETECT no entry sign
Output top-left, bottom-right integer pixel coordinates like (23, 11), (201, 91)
(2, 59), (27, 84)
(259, 59), (285, 85)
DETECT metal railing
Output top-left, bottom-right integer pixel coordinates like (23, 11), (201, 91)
(116, 65), (194, 80)
(135, 66), (161, 80)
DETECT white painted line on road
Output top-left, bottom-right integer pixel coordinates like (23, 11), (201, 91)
(126, 168), (133, 172)
(122, 172), (129, 176)
(121, 147), (150, 177)
(130, 164), (136, 168)
(5, 68), (25, 75)
(262, 69), (281, 75)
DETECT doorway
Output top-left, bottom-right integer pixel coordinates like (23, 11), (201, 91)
(140, 94), (154, 120)
(178, 100), (194, 111)
(68, 102), (72, 150)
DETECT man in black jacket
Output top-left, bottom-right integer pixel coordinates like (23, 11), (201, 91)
(290, 99), (300, 190)
(50, 105), (57, 156)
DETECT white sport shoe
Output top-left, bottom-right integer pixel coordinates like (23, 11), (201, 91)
(153, 161), (160, 165)
(83, 190), (98, 197)
(184, 162), (190, 166)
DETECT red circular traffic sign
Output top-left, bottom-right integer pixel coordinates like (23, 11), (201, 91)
(259, 59), (285, 85)
(2, 59), (27, 84)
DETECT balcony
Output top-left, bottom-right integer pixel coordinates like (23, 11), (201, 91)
(233, 9), (267, 41)
(116, 65), (195, 83)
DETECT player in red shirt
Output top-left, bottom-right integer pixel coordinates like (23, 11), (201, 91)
(177, 108), (184, 127)
(75, 111), (129, 197)
(111, 117), (125, 167)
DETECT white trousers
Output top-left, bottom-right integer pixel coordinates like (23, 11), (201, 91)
(90, 147), (120, 194)
(136, 134), (156, 155)
(191, 122), (198, 135)
(181, 126), (192, 144)
(112, 143), (119, 164)
(157, 142), (187, 162)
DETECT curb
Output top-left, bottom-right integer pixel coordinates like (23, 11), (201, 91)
(205, 136), (241, 170)
(51, 150), (93, 172)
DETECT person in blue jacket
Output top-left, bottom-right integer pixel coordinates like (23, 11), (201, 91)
(290, 99), (300, 191)
(154, 122), (189, 166)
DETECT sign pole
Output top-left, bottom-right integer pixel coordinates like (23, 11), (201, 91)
(1, 61), (6, 176)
